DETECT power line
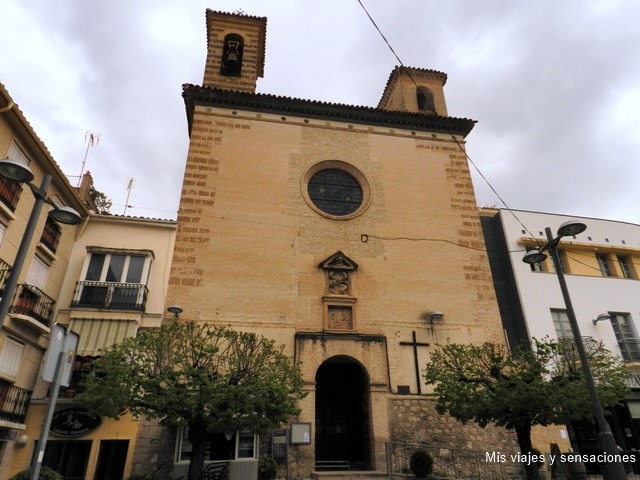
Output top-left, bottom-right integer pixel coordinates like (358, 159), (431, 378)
(354, 0), (536, 238)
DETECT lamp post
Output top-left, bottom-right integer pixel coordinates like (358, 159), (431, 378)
(522, 221), (627, 480)
(0, 158), (82, 329)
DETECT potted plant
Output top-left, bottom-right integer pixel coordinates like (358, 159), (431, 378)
(258, 457), (278, 480)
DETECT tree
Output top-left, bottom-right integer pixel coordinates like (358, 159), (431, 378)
(77, 321), (305, 480)
(88, 185), (112, 214)
(423, 337), (629, 480)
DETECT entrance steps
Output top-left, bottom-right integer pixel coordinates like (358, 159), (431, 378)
(310, 472), (388, 480)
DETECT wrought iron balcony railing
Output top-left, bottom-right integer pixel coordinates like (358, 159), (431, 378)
(8, 283), (55, 328)
(71, 280), (148, 312)
(0, 379), (32, 424)
(0, 178), (22, 212)
(627, 373), (640, 388)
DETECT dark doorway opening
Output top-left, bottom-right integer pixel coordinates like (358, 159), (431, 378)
(315, 356), (371, 471)
(41, 440), (91, 480)
(94, 439), (129, 480)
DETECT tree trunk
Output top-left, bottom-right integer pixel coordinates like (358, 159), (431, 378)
(187, 421), (209, 480)
(515, 423), (540, 480)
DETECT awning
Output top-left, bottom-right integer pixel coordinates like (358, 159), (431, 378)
(68, 318), (137, 355)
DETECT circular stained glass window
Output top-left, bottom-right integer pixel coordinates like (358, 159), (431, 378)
(307, 168), (363, 216)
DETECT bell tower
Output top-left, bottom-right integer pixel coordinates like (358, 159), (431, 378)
(202, 10), (267, 93)
(378, 66), (449, 116)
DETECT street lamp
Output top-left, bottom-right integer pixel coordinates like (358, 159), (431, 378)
(0, 158), (83, 329)
(522, 221), (627, 480)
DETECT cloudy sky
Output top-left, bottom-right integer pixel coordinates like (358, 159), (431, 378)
(2, 1), (639, 226)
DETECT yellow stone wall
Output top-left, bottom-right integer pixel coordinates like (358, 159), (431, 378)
(166, 104), (506, 475)
(203, 11), (266, 92)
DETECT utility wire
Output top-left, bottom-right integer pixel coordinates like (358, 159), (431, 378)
(355, 0), (537, 239)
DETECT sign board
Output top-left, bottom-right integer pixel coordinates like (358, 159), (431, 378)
(272, 429), (287, 459)
(42, 324), (79, 387)
(290, 423), (311, 444)
(50, 407), (101, 437)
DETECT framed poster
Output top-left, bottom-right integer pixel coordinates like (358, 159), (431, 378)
(290, 422), (311, 444)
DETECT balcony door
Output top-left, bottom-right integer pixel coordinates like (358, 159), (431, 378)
(77, 251), (150, 309)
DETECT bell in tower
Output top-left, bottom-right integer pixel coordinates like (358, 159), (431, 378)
(202, 10), (266, 92)
(221, 34), (244, 77)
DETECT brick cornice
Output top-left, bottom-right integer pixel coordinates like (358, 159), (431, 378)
(182, 84), (476, 137)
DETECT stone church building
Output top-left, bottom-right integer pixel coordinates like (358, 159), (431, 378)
(134, 9), (516, 479)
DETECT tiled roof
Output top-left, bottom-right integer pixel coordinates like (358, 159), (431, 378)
(182, 84), (476, 137)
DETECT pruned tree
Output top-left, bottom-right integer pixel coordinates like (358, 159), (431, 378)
(423, 337), (629, 480)
(77, 321), (305, 480)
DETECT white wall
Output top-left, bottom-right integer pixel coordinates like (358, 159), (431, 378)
(499, 209), (640, 360)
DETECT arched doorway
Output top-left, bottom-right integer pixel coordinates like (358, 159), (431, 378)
(315, 356), (371, 471)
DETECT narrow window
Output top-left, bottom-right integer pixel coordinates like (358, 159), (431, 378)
(596, 253), (613, 277)
(557, 250), (568, 274)
(0, 336), (24, 379)
(26, 256), (50, 290)
(85, 253), (105, 281)
(551, 309), (572, 339)
(618, 255), (635, 279)
(610, 313), (640, 362)
(416, 86), (435, 113)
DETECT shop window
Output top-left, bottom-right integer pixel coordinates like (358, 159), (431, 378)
(176, 428), (257, 462)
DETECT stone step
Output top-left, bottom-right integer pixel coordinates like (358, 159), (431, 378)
(310, 472), (388, 480)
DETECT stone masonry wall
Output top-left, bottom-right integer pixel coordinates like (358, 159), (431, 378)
(388, 396), (521, 477)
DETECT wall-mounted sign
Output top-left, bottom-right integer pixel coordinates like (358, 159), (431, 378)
(50, 407), (101, 437)
(272, 429), (287, 459)
(42, 324), (79, 387)
(289, 422), (311, 444)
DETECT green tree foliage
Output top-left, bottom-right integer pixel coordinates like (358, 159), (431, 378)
(9, 467), (63, 480)
(424, 337), (629, 480)
(88, 185), (112, 214)
(77, 321), (305, 480)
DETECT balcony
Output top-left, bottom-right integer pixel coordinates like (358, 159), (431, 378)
(71, 281), (148, 312)
(627, 373), (640, 388)
(0, 178), (22, 212)
(8, 283), (55, 331)
(0, 379), (32, 425)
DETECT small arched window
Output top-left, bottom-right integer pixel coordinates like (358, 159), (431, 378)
(416, 86), (435, 113)
(221, 33), (244, 77)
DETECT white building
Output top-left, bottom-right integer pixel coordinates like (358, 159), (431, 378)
(481, 208), (640, 467)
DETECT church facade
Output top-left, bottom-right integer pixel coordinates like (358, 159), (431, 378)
(138, 10), (516, 479)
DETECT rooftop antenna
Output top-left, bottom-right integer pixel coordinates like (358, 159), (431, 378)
(123, 177), (134, 215)
(78, 132), (100, 187)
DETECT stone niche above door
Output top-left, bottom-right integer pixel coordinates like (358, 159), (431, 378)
(318, 251), (358, 332)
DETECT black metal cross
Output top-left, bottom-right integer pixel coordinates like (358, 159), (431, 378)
(400, 330), (430, 394)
